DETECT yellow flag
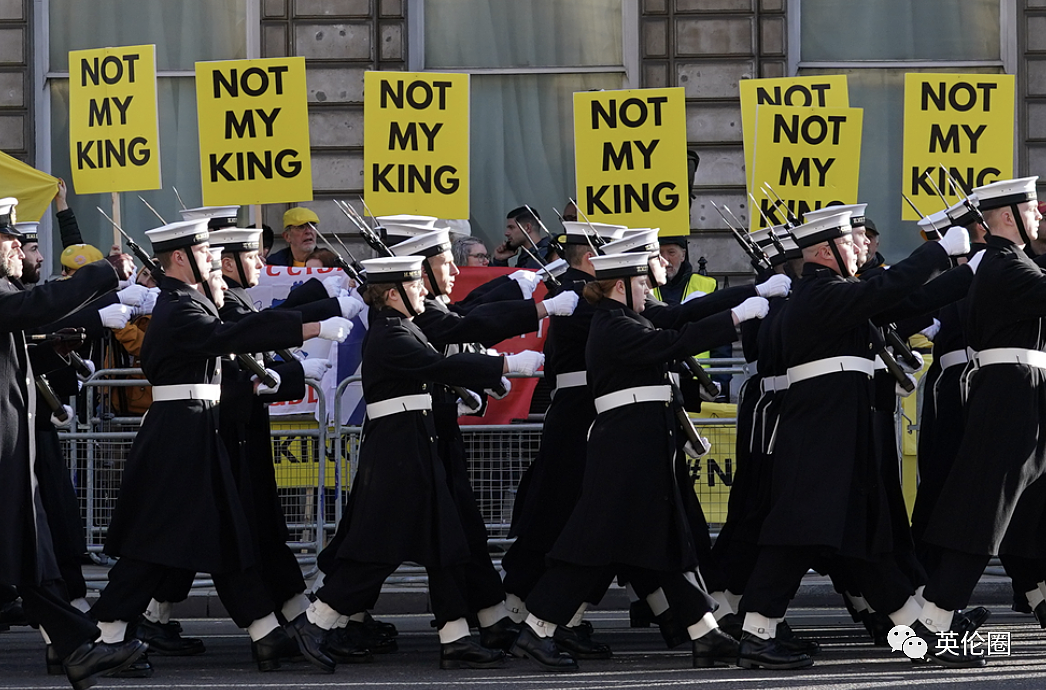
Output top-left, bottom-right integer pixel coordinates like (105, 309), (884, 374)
(0, 151), (57, 222)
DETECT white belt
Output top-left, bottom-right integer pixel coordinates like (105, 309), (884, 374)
(556, 371), (587, 389)
(152, 384), (222, 402)
(873, 355), (887, 371)
(759, 374), (789, 394)
(974, 348), (1046, 370)
(367, 393), (432, 419)
(786, 356), (875, 386)
(938, 350), (970, 370)
(593, 385), (672, 414)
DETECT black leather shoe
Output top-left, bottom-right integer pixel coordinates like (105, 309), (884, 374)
(654, 608), (689, 649)
(133, 618), (205, 656)
(692, 627), (740, 668)
(737, 632), (813, 670)
(1035, 601), (1046, 629)
(64, 639), (148, 690)
(46, 644), (63, 675)
(286, 613), (336, 674)
(956, 606), (991, 634)
(0, 600), (28, 627)
(345, 620), (396, 654)
(254, 626), (303, 671)
(326, 625), (374, 664)
(629, 599), (655, 628)
(553, 624), (612, 659)
(440, 636), (506, 669)
(717, 612), (744, 641)
(510, 625), (579, 672)
(574, 619), (594, 637)
(776, 619), (821, 656)
(910, 620), (986, 668)
(363, 612), (398, 638)
(480, 616), (521, 652)
(861, 611), (892, 647)
(105, 652), (153, 678)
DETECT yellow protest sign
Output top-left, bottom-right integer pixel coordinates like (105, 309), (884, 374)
(574, 87), (690, 234)
(901, 73), (1014, 220)
(748, 106), (863, 231)
(363, 71), (469, 218)
(196, 57), (312, 206)
(740, 75), (849, 199)
(68, 45), (160, 195)
(0, 151), (57, 222)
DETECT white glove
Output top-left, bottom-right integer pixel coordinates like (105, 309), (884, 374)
(135, 288), (159, 317)
(966, 249), (986, 274)
(116, 284), (150, 306)
(938, 226), (971, 257)
(699, 380), (721, 403)
(919, 318), (941, 342)
(301, 358), (333, 381)
(323, 275), (348, 298)
(755, 274), (791, 299)
(541, 291), (579, 317)
(896, 373), (918, 398)
(504, 350), (545, 376)
(536, 258), (567, 282)
(318, 316), (353, 342)
(457, 388), (482, 416)
(682, 290), (709, 304)
(684, 436), (712, 458)
(508, 270), (540, 299)
(98, 303), (132, 329)
(486, 376), (512, 400)
(50, 404), (75, 429)
(730, 296), (769, 323)
(77, 359), (96, 382)
(897, 350), (925, 374)
(253, 368), (282, 395)
(337, 294), (365, 320)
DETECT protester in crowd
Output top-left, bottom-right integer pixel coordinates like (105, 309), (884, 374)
(452, 237), (490, 267)
(266, 208), (319, 267)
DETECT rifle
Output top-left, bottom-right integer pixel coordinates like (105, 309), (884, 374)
(35, 375), (70, 424)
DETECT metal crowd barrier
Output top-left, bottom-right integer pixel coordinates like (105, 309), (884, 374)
(58, 360), (750, 588)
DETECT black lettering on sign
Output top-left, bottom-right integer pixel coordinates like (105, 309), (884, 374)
(75, 137), (151, 170)
(758, 198), (840, 228)
(387, 122), (444, 151)
(212, 65), (289, 98)
(379, 80), (453, 110)
(371, 163), (459, 194)
(224, 108), (282, 139)
(910, 166), (1000, 197)
(928, 123), (987, 154)
(707, 458), (733, 487)
(600, 139), (660, 172)
(591, 95), (668, 129)
(80, 54), (139, 87)
(755, 83), (831, 107)
(920, 81), (998, 112)
(87, 96), (134, 127)
(272, 437), (298, 463)
(209, 149), (302, 182)
(772, 113), (846, 145)
(779, 157), (835, 187)
(585, 182), (678, 215)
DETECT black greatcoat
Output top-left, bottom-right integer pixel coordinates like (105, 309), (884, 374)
(760, 241), (950, 560)
(0, 262), (117, 586)
(924, 235), (1046, 557)
(103, 276), (304, 574)
(332, 309), (503, 568)
(546, 299), (737, 572)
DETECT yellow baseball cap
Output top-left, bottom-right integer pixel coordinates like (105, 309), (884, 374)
(60, 243), (104, 271)
(283, 207), (319, 228)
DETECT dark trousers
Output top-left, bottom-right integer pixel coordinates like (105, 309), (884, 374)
(923, 547), (991, 611)
(528, 562), (712, 628)
(20, 581), (99, 659)
(318, 559), (469, 628)
(502, 543), (547, 602)
(1000, 553), (1046, 600)
(742, 546), (914, 619)
(92, 558), (273, 628)
(255, 537), (307, 611)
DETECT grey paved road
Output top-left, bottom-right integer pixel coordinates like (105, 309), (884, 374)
(3, 607), (1046, 689)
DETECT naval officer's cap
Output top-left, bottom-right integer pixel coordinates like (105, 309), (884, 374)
(180, 206), (240, 231)
(972, 177), (1039, 212)
(589, 251), (650, 280)
(0, 197), (20, 236)
(603, 228), (660, 257)
(917, 209), (951, 237)
(146, 219), (210, 253)
(380, 217), (440, 244)
(209, 229), (261, 253)
(802, 203), (867, 228)
(14, 221), (38, 244)
(557, 221), (626, 247)
(361, 256), (426, 283)
(751, 226), (801, 265)
(208, 247), (225, 272)
(390, 229), (452, 258)
(945, 194), (980, 228)
(791, 211), (853, 249)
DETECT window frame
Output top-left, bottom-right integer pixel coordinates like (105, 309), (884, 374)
(32, 0), (261, 265)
